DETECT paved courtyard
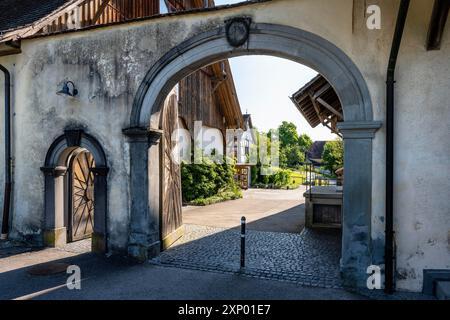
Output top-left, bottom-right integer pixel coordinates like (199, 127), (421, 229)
(183, 188), (306, 233)
(0, 246), (365, 300)
(154, 188), (343, 289)
(0, 239), (430, 300)
(0, 187), (433, 300)
(154, 224), (343, 288)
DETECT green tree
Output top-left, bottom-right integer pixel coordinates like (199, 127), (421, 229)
(322, 139), (344, 173)
(278, 121), (299, 147)
(298, 133), (313, 153)
(282, 144), (305, 168)
(276, 122), (311, 169)
(257, 124), (311, 170)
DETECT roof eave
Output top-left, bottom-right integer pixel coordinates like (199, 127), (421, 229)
(0, 0), (268, 44)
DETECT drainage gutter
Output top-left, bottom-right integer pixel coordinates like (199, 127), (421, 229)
(385, 0), (410, 294)
(0, 64), (11, 240)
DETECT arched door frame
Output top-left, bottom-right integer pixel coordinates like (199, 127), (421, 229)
(125, 22), (381, 287)
(41, 129), (109, 253)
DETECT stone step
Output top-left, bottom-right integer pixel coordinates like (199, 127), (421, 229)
(436, 281), (450, 300)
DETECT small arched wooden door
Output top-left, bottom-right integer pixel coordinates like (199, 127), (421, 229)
(69, 150), (95, 242)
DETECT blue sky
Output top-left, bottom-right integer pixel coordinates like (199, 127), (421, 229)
(229, 56), (337, 141)
(216, 1), (337, 141)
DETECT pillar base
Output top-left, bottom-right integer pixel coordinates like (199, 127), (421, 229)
(148, 240), (161, 258)
(43, 227), (67, 247)
(128, 240), (161, 263)
(340, 265), (369, 288)
(91, 232), (106, 253)
(128, 244), (148, 262)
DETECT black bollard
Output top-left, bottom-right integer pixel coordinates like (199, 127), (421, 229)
(240, 216), (246, 269)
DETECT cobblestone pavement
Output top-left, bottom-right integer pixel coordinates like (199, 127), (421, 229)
(152, 224), (343, 289)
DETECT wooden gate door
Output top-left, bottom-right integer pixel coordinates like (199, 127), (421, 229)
(70, 150), (95, 242)
(161, 91), (183, 249)
(235, 165), (249, 189)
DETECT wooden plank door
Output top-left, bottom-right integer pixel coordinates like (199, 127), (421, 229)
(161, 91), (183, 248)
(70, 151), (95, 242)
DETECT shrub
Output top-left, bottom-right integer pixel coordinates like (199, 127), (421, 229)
(181, 159), (242, 205)
(271, 169), (290, 187)
(251, 168), (300, 190)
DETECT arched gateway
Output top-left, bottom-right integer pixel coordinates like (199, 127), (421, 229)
(124, 22), (381, 287)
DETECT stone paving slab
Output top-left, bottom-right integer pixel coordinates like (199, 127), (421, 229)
(152, 224), (343, 289)
(0, 239), (91, 274)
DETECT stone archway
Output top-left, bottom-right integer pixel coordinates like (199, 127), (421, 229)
(125, 22), (381, 287)
(41, 129), (109, 253)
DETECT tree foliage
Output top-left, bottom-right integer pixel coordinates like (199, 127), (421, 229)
(181, 159), (241, 203)
(298, 133), (313, 153)
(278, 121), (299, 147)
(277, 122), (311, 169)
(280, 144), (305, 168)
(322, 139), (344, 173)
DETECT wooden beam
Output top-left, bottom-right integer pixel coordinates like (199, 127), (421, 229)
(426, 0), (450, 50)
(107, 2), (127, 20)
(92, 0), (111, 24)
(0, 39), (21, 56)
(312, 83), (331, 100)
(309, 93), (324, 123)
(290, 96), (317, 128)
(193, 0), (207, 9)
(166, 0), (186, 11)
(316, 97), (344, 119)
(0, 48), (21, 57)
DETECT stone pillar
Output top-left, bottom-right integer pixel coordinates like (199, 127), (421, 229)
(337, 121), (381, 287)
(41, 166), (68, 247)
(91, 166), (109, 253)
(123, 127), (162, 262)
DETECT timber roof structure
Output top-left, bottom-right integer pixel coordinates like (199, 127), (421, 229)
(0, 0), (259, 46)
(210, 60), (244, 129)
(0, 0), (165, 43)
(290, 75), (343, 136)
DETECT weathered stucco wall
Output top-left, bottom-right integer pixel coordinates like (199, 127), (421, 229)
(0, 0), (448, 291)
(393, 1), (450, 291)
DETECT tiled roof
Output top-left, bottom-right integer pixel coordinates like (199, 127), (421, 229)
(0, 0), (72, 33)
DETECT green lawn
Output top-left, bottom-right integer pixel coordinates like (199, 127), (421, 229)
(287, 170), (306, 189)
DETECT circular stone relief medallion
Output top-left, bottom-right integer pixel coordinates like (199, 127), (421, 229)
(226, 18), (251, 47)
